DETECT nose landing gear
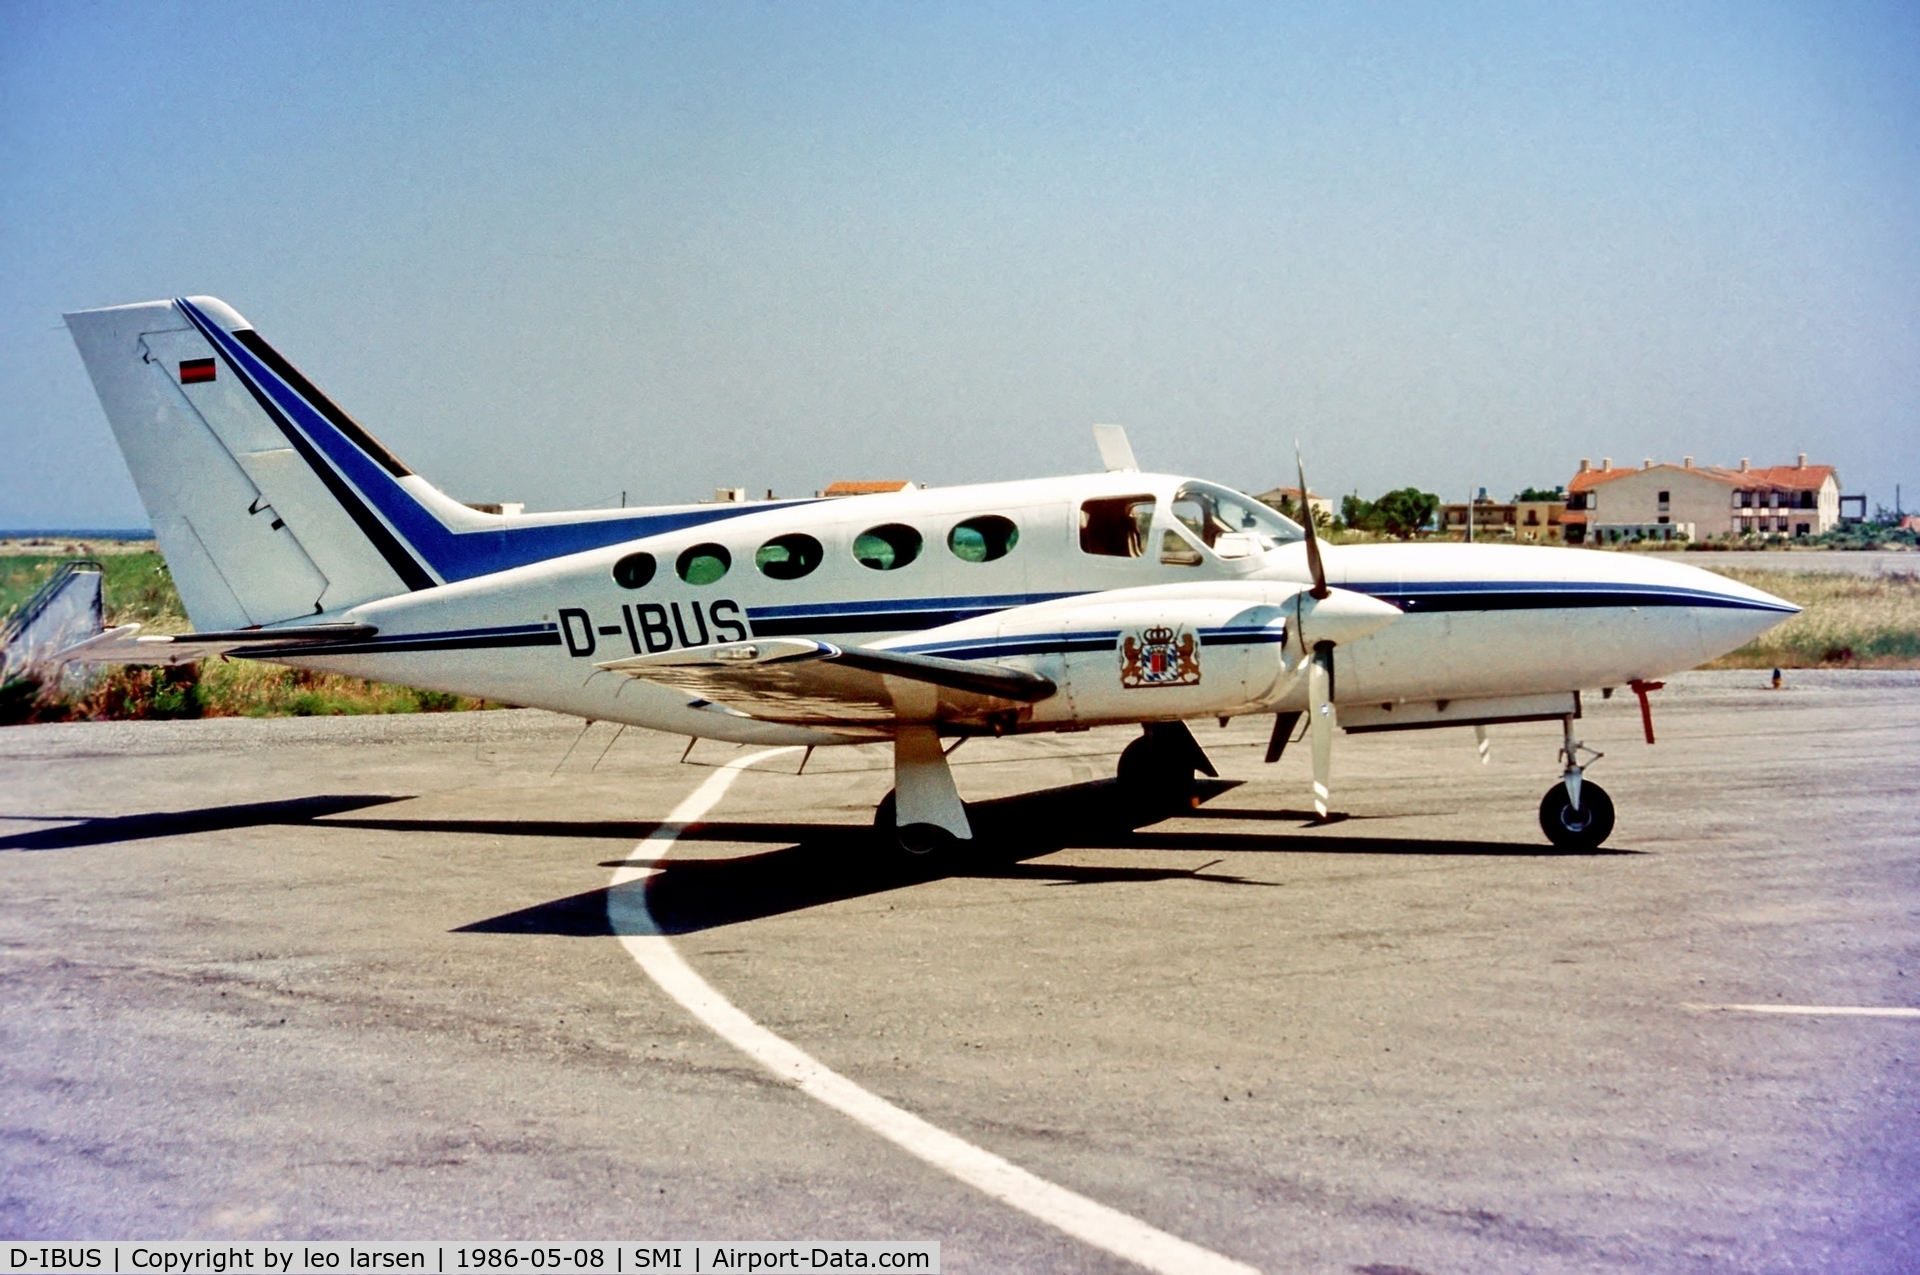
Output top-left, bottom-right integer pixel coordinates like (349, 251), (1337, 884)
(1539, 713), (1613, 849)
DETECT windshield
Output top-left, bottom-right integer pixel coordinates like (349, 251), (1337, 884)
(1170, 481), (1304, 550)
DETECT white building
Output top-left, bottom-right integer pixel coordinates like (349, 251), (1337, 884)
(1565, 455), (1840, 543)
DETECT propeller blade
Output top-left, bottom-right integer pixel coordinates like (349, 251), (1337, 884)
(1474, 724), (1491, 765)
(1295, 442), (1329, 601)
(1308, 641), (1335, 817)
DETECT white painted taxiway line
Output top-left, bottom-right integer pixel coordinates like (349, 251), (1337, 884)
(607, 748), (1261, 1275)
(1687, 1003), (1920, 1018)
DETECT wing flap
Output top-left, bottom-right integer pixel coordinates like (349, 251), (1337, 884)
(598, 638), (1055, 726)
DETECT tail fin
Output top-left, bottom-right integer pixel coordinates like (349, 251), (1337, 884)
(64, 297), (452, 627)
(67, 296), (801, 629)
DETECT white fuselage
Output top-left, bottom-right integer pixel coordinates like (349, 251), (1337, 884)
(278, 471), (1793, 747)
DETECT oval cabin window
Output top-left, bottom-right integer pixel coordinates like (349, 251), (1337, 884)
(948, 515), (1019, 563)
(852, 524), (922, 571)
(611, 552), (657, 589)
(675, 543), (732, 585)
(755, 533), (823, 580)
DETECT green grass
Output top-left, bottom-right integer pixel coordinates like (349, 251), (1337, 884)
(1, 550), (493, 723)
(1701, 568), (1920, 668)
(1, 550), (182, 630)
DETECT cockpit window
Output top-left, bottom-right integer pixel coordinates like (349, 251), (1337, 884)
(1160, 528), (1203, 567)
(1079, 496), (1156, 557)
(1169, 482), (1303, 553)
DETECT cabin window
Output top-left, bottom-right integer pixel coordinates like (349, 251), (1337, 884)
(948, 515), (1019, 564)
(755, 533), (823, 580)
(852, 523), (922, 571)
(1079, 496), (1155, 557)
(675, 543), (731, 585)
(611, 552), (656, 589)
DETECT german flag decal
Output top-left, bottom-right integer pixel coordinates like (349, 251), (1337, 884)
(179, 357), (216, 384)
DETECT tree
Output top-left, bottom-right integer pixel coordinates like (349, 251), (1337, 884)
(1340, 493), (1380, 534)
(1515, 485), (1566, 502)
(1374, 487), (1439, 539)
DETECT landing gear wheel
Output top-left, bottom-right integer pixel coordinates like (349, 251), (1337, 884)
(1538, 780), (1615, 850)
(1116, 733), (1197, 823)
(873, 791), (963, 865)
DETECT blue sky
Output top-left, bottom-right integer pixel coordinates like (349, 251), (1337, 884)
(3, 1), (1916, 526)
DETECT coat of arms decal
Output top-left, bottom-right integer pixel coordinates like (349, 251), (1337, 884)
(1120, 624), (1201, 688)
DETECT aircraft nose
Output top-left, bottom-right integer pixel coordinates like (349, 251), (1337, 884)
(1300, 587), (1403, 647)
(1693, 567), (1800, 615)
(1674, 563), (1801, 659)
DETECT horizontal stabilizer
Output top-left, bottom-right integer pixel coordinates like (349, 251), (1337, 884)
(53, 622), (378, 667)
(600, 637), (1055, 726)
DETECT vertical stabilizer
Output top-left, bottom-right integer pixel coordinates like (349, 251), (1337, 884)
(65, 298), (428, 627)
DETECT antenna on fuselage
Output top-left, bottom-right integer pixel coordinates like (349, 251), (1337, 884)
(1092, 424), (1139, 473)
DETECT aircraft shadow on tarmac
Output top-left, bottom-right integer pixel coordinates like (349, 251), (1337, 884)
(0, 794), (411, 852)
(0, 780), (1633, 935)
(451, 777), (1638, 938)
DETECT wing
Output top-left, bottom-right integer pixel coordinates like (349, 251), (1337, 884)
(598, 637), (1055, 727)
(52, 622), (379, 667)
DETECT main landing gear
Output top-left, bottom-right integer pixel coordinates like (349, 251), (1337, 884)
(1539, 713), (1614, 850)
(874, 723), (971, 863)
(1116, 721), (1218, 822)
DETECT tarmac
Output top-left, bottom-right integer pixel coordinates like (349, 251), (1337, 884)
(2, 670), (1916, 1272)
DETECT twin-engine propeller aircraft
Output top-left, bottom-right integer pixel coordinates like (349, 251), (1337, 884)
(61, 297), (1797, 852)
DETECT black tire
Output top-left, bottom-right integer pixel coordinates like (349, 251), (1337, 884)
(1538, 780), (1616, 850)
(1116, 733), (1196, 822)
(873, 790), (964, 864)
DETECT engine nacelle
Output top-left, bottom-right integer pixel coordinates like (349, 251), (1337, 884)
(885, 580), (1400, 728)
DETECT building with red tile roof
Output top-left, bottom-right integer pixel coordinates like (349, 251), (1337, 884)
(819, 480), (916, 497)
(1564, 455), (1840, 543)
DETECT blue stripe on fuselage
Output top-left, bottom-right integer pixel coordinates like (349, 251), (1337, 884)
(257, 577), (1777, 663)
(893, 624), (1286, 662)
(747, 581), (1786, 645)
(1370, 580), (1797, 614)
(746, 591), (1080, 636)
(240, 621), (561, 657)
(178, 299), (815, 585)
